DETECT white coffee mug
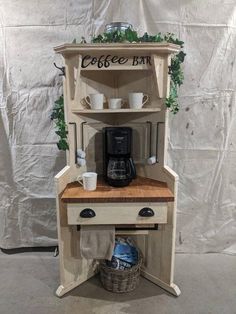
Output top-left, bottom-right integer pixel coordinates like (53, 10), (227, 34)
(77, 172), (97, 191)
(108, 98), (124, 109)
(128, 92), (149, 109)
(85, 93), (105, 110)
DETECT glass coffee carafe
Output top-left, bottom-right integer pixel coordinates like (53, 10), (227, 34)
(107, 157), (133, 181)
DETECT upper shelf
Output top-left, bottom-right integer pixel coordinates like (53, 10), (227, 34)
(54, 43), (180, 99)
(54, 42), (181, 55)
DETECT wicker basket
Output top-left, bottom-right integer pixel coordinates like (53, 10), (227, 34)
(99, 253), (142, 293)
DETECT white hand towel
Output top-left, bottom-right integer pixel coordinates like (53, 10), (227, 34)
(80, 225), (115, 260)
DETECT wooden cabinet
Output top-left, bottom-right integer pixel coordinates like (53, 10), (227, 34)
(54, 43), (181, 297)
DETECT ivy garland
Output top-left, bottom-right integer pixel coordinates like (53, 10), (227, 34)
(52, 29), (185, 150)
(50, 95), (69, 151)
(92, 29), (186, 114)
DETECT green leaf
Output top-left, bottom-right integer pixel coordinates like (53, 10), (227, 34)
(177, 51), (186, 63)
(125, 28), (138, 42)
(51, 95), (69, 150)
(57, 138), (69, 151)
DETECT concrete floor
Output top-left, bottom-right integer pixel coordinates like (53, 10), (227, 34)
(0, 251), (235, 314)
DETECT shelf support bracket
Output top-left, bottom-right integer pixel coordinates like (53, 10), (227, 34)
(151, 55), (165, 98)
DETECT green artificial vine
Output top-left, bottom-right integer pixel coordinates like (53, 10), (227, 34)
(50, 95), (69, 150)
(92, 29), (186, 114)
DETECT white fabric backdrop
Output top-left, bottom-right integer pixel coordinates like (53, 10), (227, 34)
(0, 0), (235, 253)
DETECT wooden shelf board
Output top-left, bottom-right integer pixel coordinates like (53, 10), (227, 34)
(61, 176), (174, 203)
(54, 42), (180, 55)
(72, 108), (161, 114)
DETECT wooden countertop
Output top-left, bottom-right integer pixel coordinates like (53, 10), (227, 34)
(61, 176), (174, 203)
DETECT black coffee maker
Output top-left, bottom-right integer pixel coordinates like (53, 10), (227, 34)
(103, 127), (136, 187)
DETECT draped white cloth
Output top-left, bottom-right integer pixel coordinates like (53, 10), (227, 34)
(0, 0), (235, 253)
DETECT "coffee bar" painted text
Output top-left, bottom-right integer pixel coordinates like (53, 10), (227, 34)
(81, 55), (152, 69)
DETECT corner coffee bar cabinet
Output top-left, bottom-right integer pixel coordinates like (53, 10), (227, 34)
(54, 42), (181, 297)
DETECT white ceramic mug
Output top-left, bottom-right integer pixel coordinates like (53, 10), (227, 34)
(128, 92), (149, 109)
(108, 98), (124, 109)
(77, 172), (97, 191)
(85, 93), (105, 110)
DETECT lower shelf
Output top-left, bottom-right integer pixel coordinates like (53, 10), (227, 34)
(76, 224), (158, 231)
(116, 230), (149, 235)
(72, 108), (161, 114)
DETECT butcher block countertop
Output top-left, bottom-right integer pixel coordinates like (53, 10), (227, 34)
(61, 176), (174, 203)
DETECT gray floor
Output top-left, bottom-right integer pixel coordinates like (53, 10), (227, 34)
(0, 251), (235, 314)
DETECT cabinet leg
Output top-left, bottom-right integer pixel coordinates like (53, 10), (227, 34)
(56, 285), (69, 297)
(56, 261), (98, 298)
(141, 270), (181, 296)
(55, 282), (81, 297)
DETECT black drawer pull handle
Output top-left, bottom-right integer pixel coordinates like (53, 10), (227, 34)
(80, 208), (96, 218)
(139, 207), (155, 217)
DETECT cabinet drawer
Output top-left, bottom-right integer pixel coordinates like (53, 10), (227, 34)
(67, 202), (167, 225)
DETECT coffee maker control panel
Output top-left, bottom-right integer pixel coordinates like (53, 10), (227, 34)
(106, 128), (131, 156)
